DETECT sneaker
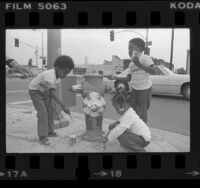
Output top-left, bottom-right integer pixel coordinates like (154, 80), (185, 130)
(39, 137), (50, 145)
(48, 131), (59, 137)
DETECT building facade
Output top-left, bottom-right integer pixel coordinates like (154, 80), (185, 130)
(71, 55), (124, 76)
(71, 55), (173, 77)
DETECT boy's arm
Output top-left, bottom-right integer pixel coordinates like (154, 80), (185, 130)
(107, 74), (132, 83)
(49, 88), (70, 114)
(109, 120), (120, 130)
(114, 74), (132, 82)
(107, 117), (133, 141)
(107, 62), (133, 82)
(100, 120), (124, 143)
(49, 89), (63, 107)
(107, 126), (127, 142)
(132, 56), (156, 75)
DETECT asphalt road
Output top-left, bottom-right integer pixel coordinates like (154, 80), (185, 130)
(6, 78), (190, 136)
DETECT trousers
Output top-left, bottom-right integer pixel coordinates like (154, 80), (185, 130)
(118, 131), (150, 152)
(129, 87), (152, 123)
(29, 90), (54, 137)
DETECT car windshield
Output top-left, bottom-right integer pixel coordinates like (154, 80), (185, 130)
(160, 66), (175, 75)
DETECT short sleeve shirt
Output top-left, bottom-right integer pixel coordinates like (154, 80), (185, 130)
(108, 107), (151, 142)
(28, 68), (61, 92)
(128, 54), (154, 90)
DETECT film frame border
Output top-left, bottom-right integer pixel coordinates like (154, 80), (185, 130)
(0, 0), (199, 180)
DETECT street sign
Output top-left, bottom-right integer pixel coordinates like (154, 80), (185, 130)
(144, 47), (150, 55)
(145, 41), (152, 46)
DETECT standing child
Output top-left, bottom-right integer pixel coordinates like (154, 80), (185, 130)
(103, 92), (151, 152)
(28, 55), (75, 145)
(107, 38), (156, 123)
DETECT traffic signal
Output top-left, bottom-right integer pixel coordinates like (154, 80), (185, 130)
(14, 38), (19, 47)
(144, 47), (150, 55)
(42, 59), (46, 65)
(110, 30), (114, 41)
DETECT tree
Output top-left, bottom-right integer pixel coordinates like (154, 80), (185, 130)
(176, 67), (187, 74)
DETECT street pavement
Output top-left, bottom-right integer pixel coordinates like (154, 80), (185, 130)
(6, 104), (189, 153)
(6, 78), (190, 153)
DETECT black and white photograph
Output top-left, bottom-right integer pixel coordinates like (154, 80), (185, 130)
(6, 29), (190, 153)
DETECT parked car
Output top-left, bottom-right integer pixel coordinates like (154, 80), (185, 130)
(103, 65), (190, 100)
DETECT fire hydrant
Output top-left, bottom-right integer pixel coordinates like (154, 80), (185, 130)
(71, 74), (106, 142)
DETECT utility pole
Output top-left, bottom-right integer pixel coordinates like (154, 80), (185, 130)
(33, 29), (45, 70)
(169, 28), (174, 70)
(35, 46), (39, 67)
(41, 31), (44, 58)
(85, 56), (88, 64)
(146, 29), (149, 44)
(47, 29), (76, 128)
(186, 49), (190, 74)
(41, 31), (44, 71)
(47, 29), (62, 120)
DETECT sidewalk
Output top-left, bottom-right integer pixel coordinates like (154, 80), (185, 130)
(6, 105), (190, 153)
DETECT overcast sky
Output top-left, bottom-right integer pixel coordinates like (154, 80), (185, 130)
(6, 29), (190, 69)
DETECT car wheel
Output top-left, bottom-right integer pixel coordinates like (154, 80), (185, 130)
(182, 84), (190, 100)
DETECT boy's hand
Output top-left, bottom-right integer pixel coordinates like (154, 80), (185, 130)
(106, 75), (115, 80)
(109, 120), (120, 130)
(109, 122), (117, 131)
(39, 81), (55, 90)
(132, 56), (143, 68)
(82, 91), (91, 100)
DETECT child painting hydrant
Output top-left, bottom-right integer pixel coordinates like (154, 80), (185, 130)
(100, 91), (151, 152)
(71, 73), (106, 142)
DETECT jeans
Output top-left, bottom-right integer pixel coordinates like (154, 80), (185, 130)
(29, 90), (54, 137)
(130, 87), (152, 123)
(118, 131), (150, 152)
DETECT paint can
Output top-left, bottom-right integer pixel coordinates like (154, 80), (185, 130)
(98, 142), (106, 151)
(69, 134), (77, 146)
